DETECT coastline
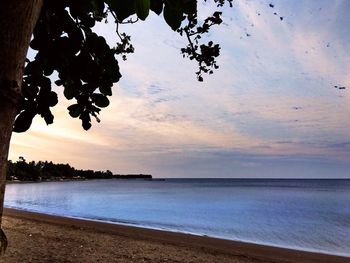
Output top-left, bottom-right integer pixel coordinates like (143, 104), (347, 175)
(2, 208), (349, 263)
(5, 177), (153, 184)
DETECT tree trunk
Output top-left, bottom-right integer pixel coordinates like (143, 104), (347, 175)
(0, 0), (43, 254)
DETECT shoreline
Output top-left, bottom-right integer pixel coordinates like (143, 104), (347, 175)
(3, 208), (349, 263)
(5, 207), (348, 258)
(5, 177), (153, 184)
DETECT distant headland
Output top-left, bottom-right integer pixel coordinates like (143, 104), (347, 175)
(6, 157), (152, 182)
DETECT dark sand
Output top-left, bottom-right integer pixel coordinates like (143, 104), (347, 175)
(0, 208), (348, 263)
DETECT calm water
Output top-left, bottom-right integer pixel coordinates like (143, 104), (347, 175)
(4, 179), (350, 256)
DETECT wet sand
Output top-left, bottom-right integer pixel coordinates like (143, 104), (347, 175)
(0, 208), (348, 263)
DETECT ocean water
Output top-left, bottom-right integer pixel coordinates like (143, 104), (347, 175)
(4, 179), (350, 256)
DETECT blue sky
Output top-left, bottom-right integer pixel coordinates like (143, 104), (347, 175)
(9, 0), (350, 178)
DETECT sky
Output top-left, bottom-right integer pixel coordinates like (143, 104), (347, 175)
(8, 0), (350, 178)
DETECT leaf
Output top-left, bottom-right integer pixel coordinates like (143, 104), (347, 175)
(67, 104), (83, 118)
(43, 67), (54, 76)
(135, 0), (150, 20)
(163, 1), (183, 31)
(29, 38), (41, 50)
(13, 111), (36, 133)
(150, 0), (163, 15)
(48, 91), (58, 107)
(24, 61), (42, 76)
(99, 84), (112, 96)
(43, 109), (54, 125)
(64, 84), (75, 100)
(107, 0), (136, 21)
(39, 76), (51, 89)
(22, 80), (39, 99)
(92, 93), (110, 108)
(86, 33), (108, 56)
(55, 79), (63, 86)
(80, 111), (92, 130)
(183, 0), (196, 15)
(90, 0), (105, 16)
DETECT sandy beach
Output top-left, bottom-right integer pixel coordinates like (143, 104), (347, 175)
(0, 208), (348, 263)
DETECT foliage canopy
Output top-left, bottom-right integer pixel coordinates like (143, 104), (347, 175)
(13, 0), (232, 133)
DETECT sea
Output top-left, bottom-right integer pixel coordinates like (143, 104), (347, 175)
(4, 178), (350, 257)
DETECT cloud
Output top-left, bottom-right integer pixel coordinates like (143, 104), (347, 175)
(8, 1), (350, 178)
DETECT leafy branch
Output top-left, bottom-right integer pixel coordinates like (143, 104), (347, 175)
(178, 11), (223, 81)
(13, 0), (233, 133)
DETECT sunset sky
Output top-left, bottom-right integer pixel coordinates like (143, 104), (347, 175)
(9, 0), (350, 178)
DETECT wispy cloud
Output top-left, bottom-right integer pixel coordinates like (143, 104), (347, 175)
(9, 1), (350, 178)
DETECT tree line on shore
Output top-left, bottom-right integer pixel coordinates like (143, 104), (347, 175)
(6, 157), (152, 182)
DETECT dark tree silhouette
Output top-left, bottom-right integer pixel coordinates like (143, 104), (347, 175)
(6, 158), (151, 181)
(0, 0), (233, 253)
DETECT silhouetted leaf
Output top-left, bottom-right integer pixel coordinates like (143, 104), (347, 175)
(64, 84), (75, 100)
(108, 0), (136, 21)
(92, 94), (110, 107)
(164, 1), (183, 30)
(135, 0), (150, 20)
(99, 84), (112, 96)
(91, 0), (105, 16)
(55, 79), (63, 86)
(80, 111), (92, 130)
(13, 111), (36, 133)
(48, 91), (58, 107)
(42, 109), (54, 125)
(150, 0), (163, 15)
(67, 104), (83, 118)
(183, 0), (197, 15)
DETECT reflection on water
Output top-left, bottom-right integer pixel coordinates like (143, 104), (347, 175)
(5, 179), (350, 256)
